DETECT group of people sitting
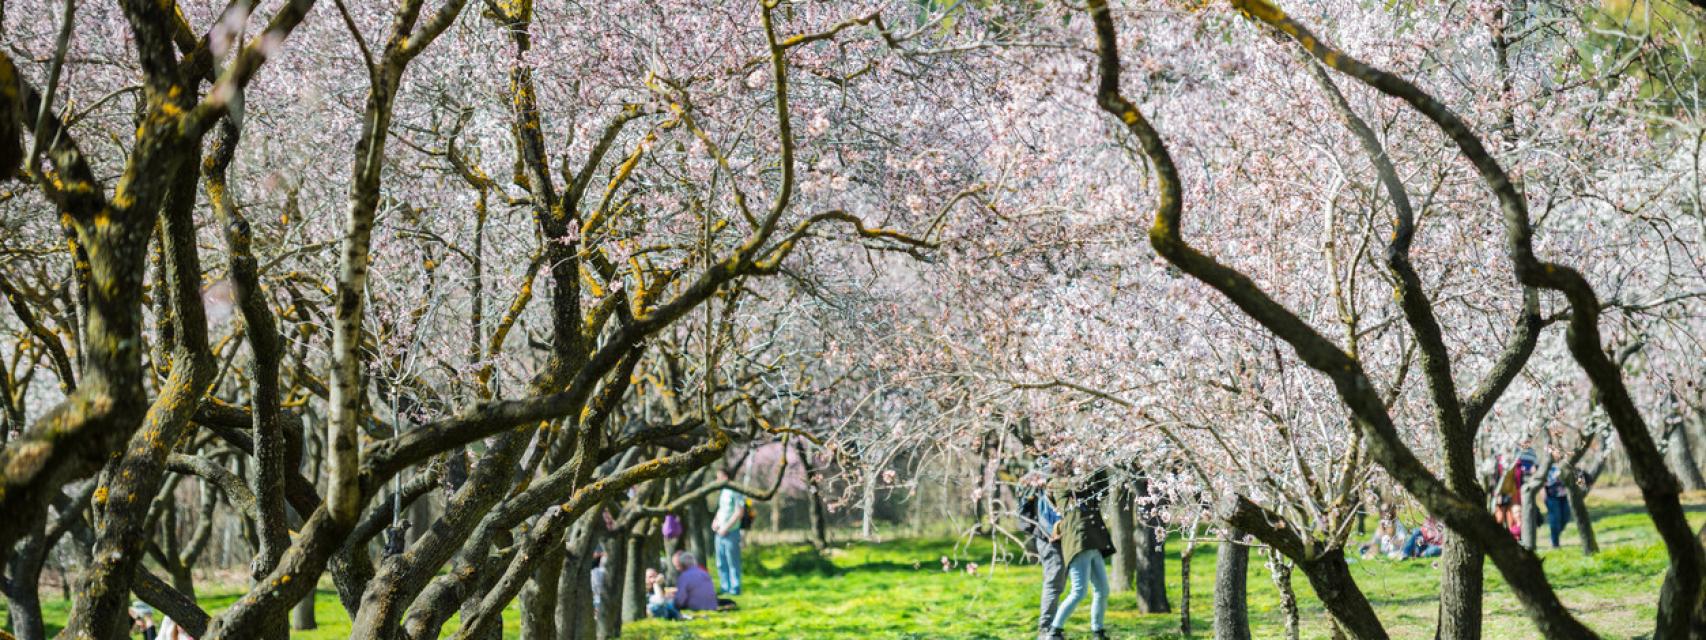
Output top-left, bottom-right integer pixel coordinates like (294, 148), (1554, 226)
(642, 551), (724, 620)
(597, 466), (750, 624)
(1359, 448), (1578, 564)
(1361, 516), (1445, 561)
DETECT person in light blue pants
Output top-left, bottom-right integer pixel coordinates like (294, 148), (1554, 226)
(1046, 469), (1114, 640)
(714, 528), (742, 594)
(1050, 549), (1109, 637)
(712, 467), (746, 595)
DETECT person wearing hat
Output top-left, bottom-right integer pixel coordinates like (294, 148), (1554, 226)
(128, 602), (157, 640)
(1018, 456), (1068, 639)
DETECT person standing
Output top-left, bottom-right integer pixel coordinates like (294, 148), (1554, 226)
(1046, 469), (1115, 640)
(1492, 455), (1523, 538)
(1019, 457), (1068, 640)
(1544, 467), (1572, 548)
(711, 466), (746, 595)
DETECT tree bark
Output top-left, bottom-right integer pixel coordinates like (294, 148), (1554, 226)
(599, 530), (627, 640)
(1665, 421), (1706, 491)
(1133, 477), (1170, 614)
(557, 530), (598, 640)
(1213, 530), (1251, 640)
(3, 534), (47, 640)
(684, 496), (713, 569)
(4, 514), (54, 640)
(1266, 551), (1300, 640)
(1180, 536), (1194, 637)
(1217, 495), (1389, 640)
(1435, 530), (1483, 640)
(620, 530), (647, 623)
(1108, 482), (1138, 593)
(292, 593), (317, 631)
(1568, 483), (1598, 555)
(1297, 551), (1389, 640)
(520, 553), (562, 640)
(796, 440), (830, 550)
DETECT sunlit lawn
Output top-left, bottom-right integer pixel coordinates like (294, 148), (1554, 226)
(625, 491), (1703, 640)
(7, 490), (1701, 639)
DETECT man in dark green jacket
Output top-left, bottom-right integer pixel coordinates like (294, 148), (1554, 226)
(1046, 469), (1113, 640)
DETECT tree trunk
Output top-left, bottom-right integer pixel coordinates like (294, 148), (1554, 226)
(1180, 537), (1194, 637)
(1219, 495), (1388, 640)
(1435, 464), (1484, 640)
(686, 498), (713, 569)
(1296, 550), (1389, 640)
(520, 553), (563, 640)
(558, 535), (598, 640)
(599, 530), (627, 640)
(796, 440), (830, 550)
(1133, 478), (1170, 614)
(462, 529), (511, 640)
(1666, 422), (1706, 491)
(860, 468), (878, 539)
(168, 562), (197, 599)
(1568, 482), (1598, 555)
(663, 519), (684, 584)
(1213, 530), (1250, 640)
(1435, 531), (1483, 640)
(1108, 483), (1138, 593)
(620, 532), (651, 628)
(1266, 551), (1300, 640)
(3, 578), (46, 640)
(291, 593), (317, 631)
(5, 518), (50, 640)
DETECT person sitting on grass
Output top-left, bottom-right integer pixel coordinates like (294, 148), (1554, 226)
(1401, 516), (1444, 559)
(646, 568), (683, 620)
(672, 551), (721, 612)
(1359, 518), (1409, 560)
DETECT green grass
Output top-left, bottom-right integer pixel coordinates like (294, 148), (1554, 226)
(624, 493), (1706, 640)
(6, 492), (1701, 639)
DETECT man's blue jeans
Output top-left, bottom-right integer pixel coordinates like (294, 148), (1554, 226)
(648, 601), (681, 620)
(716, 529), (743, 595)
(1050, 549), (1108, 632)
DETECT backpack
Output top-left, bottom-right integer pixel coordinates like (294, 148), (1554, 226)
(740, 498), (755, 529)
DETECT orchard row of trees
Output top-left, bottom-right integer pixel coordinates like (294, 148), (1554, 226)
(0, 0), (983, 638)
(3, 0), (1706, 639)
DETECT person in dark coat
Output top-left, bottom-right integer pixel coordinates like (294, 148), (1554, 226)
(1046, 469), (1114, 640)
(1018, 457), (1068, 639)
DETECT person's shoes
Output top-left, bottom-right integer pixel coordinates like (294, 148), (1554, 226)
(1092, 630), (1111, 640)
(1045, 628), (1066, 640)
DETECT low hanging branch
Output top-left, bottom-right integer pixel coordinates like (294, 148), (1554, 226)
(635, 435), (794, 518)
